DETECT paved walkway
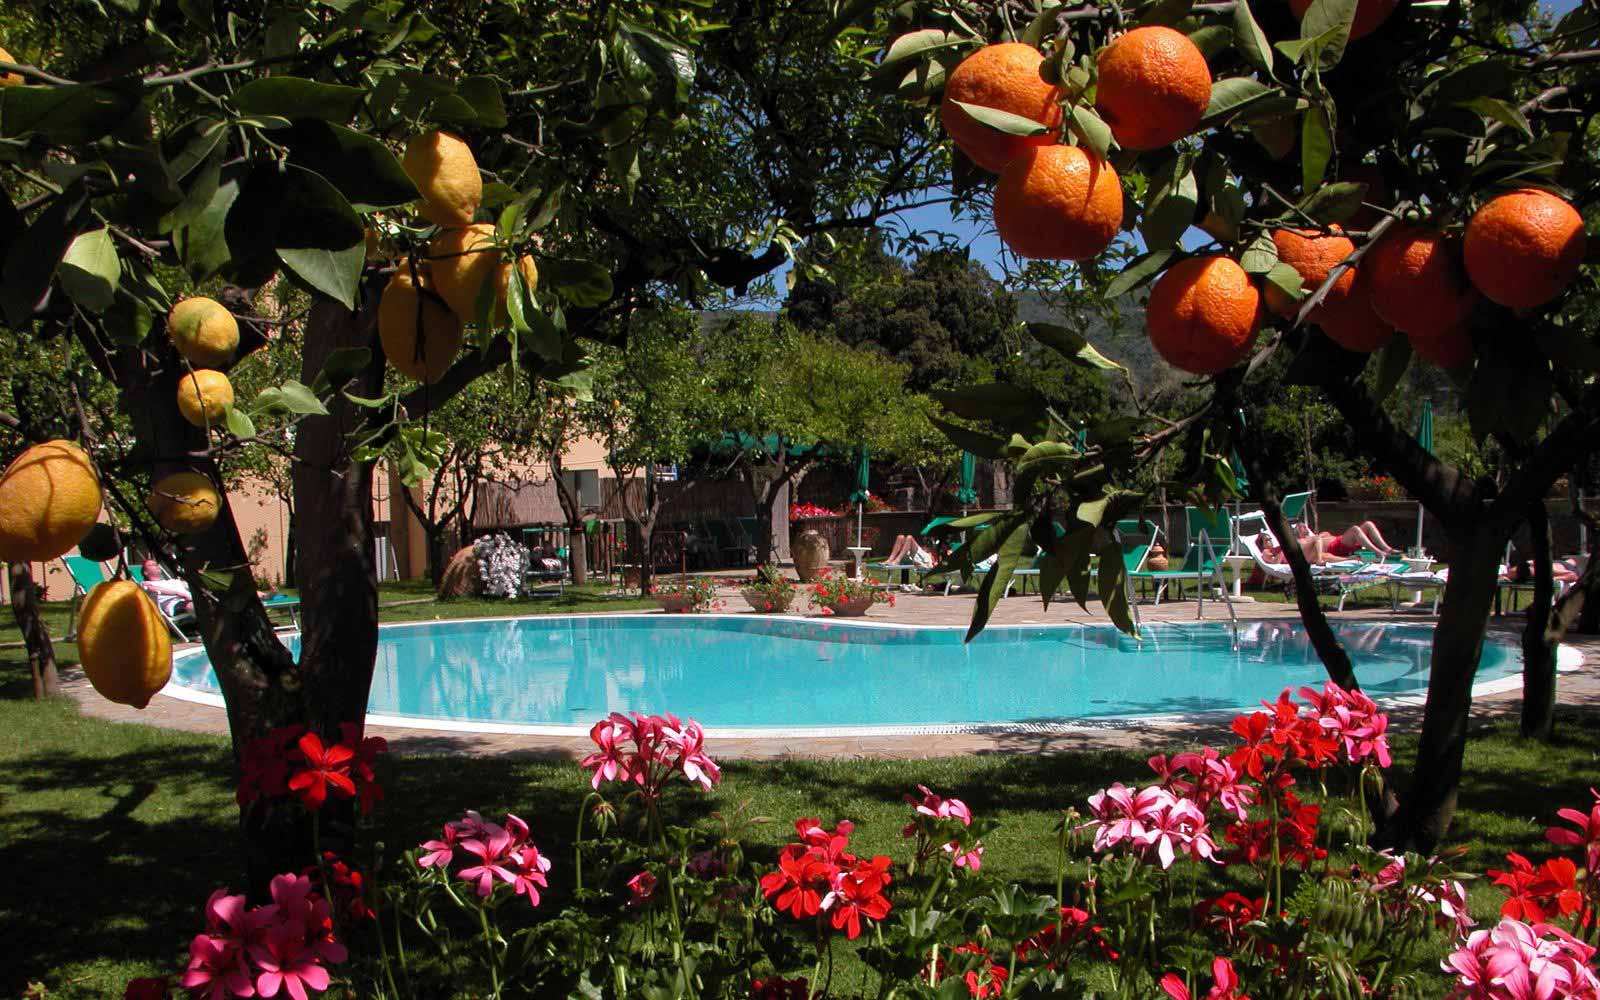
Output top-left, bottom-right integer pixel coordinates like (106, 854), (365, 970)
(64, 585), (1600, 761)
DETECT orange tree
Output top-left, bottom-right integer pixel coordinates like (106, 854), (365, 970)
(0, 0), (947, 888)
(885, 0), (1599, 849)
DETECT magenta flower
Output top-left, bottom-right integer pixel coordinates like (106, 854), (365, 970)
(417, 836), (455, 869)
(1142, 794), (1217, 869)
(250, 931), (330, 1000)
(580, 717), (634, 790)
(944, 838), (985, 870)
(665, 718), (722, 790)
(905, 785), (972, 825)
(507, 843), (551, 907)
(1160, 956), (1249, 1000)
(458, 824), (521, 899)
(181, 933), (256, 1000)
(1547, 789), (1600, 874)
(627, 870), (659, 907)
(1443, 918), (1600, 1000)
(1082, 783), (1152, 852)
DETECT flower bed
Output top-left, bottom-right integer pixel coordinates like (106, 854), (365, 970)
(133, 686), (1600, 999)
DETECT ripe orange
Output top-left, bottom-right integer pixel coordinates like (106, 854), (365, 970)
(1287, 0), (1400, 40)
(1264, 227), (1356, 317)
(939, 43), (1063, 173)
(1094, 27), (1212, 151)
(1365, 225), (1479, 339)
(1409, 325), (1473, 369)
(1463, 188), (1586, 310)
(1315, 272), (1394, 353)
(993, 144), (1122, 260)
(1146, 256), (1261, 375)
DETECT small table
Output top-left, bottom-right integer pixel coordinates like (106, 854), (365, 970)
(846, 546), (872, 581)
(1223, 554), (1257, 601)
(1401, 556), (1433, 606)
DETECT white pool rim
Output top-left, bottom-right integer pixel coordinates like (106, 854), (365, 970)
(156, 613), (1582, 739)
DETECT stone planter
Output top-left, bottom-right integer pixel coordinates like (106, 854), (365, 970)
(741, 589), (794, 614)
(791, 527), (830, 582)
(818, 595), (874, 617)
(653, 594), (693, 613)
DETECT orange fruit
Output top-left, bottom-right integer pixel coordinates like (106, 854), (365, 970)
(939, 43), (1063, 173)
(0, 440), (102, 562)
(1264, 227), (1356, 317)
(1146, 256), (1261, 375)
(1409, 325), (1473, 369)
(0, 46), (24, 88)
(1463, 188), (1586, 310)
(1365, 225), (1479, 339)
(1094, 27), (1212, 151)
(993, 145), (1122, 260)
(1287, 0), (1400, 40)
(1315, 272), (1394, 353)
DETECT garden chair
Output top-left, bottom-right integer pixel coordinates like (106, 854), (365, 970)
(1237, 532), (1408, 612)
(60, 554), (110, 641)
(1129, 507), (1234, 617)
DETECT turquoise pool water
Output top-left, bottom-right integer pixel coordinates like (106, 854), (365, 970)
(167, 616), (1522, 731)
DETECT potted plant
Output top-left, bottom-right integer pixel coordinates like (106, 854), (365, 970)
(649, 578), (721, 613)
(807, 568), (893, 617)
(740, 565), (797, 613)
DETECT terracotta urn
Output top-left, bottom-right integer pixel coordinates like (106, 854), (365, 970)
(653, 594), (692, 613)
(741, 589), (794, 613)
(791, 527), (830, 582)
(821, 595), (874, 617)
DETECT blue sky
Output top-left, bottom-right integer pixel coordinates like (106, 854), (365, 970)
(759, 0), (1578, 301)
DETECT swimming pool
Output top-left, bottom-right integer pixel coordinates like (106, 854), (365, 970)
(163, 615), (1536, 735)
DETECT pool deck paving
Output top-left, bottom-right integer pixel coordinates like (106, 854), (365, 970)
(63, 585), (1600, 761)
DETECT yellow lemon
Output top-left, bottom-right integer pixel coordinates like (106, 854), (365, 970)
(0, 46), (23, 87)
(148, 471), (221, 534)
(492, 255), (540, 327)
(78, 581), (172, 709)
(402, 130), (482, 227)
(0, 439), (102, 562)
(168, 297), (239, 368)
(378, 268), (465, 383)
(176, 369), (235, 429)
(427, 224), (502, 321)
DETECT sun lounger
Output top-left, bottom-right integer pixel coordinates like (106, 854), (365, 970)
(1238, 533), (1407, 611)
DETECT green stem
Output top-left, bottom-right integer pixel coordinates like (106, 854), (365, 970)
(477, 903), (502, 999)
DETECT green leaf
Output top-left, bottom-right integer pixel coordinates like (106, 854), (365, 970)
(174, 173), (241, 282)
(1232, 0), (1274, 74)
(281, 120), (420, 210)
(1534, 324), (1600, 372)
(1460, 96), (1532, 139)
(0, 81), (142, 143)
(1066, 103), (1114, 158)
(1239, 232), (1279, 274)
(102, 295), (153, 345)
(1141, 166), (1198, 252)
(455, 77), (508, 128)
(928, 417), (1010, 460)
(1202, 78), (1274, 124)
(1015, 441), (1079, 496)
(231, 77), (365, 121)
(1139, 0), (1195, 27)
(1263, 261), (1305, 303)
(607, 142), (642, 202)
(1103, 248), (1175, 298)
(1299, 181), (1367, 223)
(1299, 0), (1358, 67)
(224, 405), (256, 439)
(317, 347), (372, 389)
(276, 380), (329, 416)
(1097, 533), (1136, 634)
(948, 99), (1051, 137)
(930, 383), (1049, 424)
(539, 258), (613, 307)
(1187, 25), (1235, 59)
(1027, 322), (1127, 371)
(1301, 105), (1333, 193)
(880, 28), (960, 67)
(57, 227), (120, 313)
(1431, 59), (1513, 106)
(618, 19), (696, 105)
(964, 514), (1031, 642)
(278, 244), (364, 309)
(1373, 335), (1412, 401)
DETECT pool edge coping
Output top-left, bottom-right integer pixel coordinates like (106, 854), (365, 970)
(155, 613), (1577, 739)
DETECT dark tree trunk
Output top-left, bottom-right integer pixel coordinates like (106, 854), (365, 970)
(549, 454), (589, 586)
(1376, 522), (1505, 851)
(748, 462), (795, 567)
(283, 504), (297, 589)
(1521, 502), (1558, 740)
(9, 561), (57, 698)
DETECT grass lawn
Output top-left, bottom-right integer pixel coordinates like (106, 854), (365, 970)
(2, 593), (1596, 996)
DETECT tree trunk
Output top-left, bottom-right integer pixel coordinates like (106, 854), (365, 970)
(1376, 521), (1505, 851)
(1520, 502), (1558, 740)
(283, 503), (297, 589)
(749, 464), (794, 567)
(549, 453), (589, 586)
(8, 561), (57, 698)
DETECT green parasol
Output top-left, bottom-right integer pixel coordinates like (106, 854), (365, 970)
(955, 452), (978, 508)
(1414, 400), (1434, 553)
(849, 444), (870, 548)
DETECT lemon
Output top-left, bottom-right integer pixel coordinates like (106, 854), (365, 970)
(428, 223), (502, 320)
(0, 439), (102, 562)
(176, 369), (235, 429)
(168, 297), (239, 368)
(402, 130), (482, 227)
(79, 581), (172, 709)
(378, 268), (464, 383)
(0, 46), (23, 87)
(148, 471), (221, 534)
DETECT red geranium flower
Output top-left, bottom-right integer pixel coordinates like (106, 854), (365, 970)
(759, 846), (833, 919)
(287, 732), (356, 811)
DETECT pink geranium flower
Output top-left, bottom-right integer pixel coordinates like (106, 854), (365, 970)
(250, 930), (330, 1000)
(627, 870), (658, 907)
(181, 933), (256, 1000)
(580, 717), (633, 790)
(1548, 789), (1600, 874)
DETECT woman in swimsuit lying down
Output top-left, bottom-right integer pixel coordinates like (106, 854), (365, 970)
(1260, 522), (1398, 565)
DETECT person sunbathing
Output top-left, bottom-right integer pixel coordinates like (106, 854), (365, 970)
(883, 534), (938, 569)
(1503, 555), (1586, 584)
(139, 559), (276, 617)
(1259, 522), (1394, 566)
